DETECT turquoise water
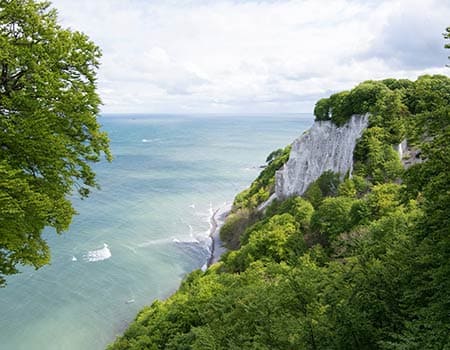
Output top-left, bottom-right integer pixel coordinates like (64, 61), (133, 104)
(0, 114), (312, 350)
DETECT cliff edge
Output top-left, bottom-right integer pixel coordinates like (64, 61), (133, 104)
(275, 114), (369, 199)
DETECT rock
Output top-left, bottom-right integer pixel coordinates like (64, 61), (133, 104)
(395, 139), (423, 169)
(275, 114), (369, 199)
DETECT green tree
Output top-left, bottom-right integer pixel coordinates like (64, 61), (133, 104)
(398, 75), (450, 348)
(444, 26), (450, 66)
(311, 196), (356, 241)
(232, 145), (291, 211)
(0, 0), (111, 285)
(225, 214), (300, 272)
(313, 98), (331, 121)
(354, 127), (403, 183)
(265, 196), (314, 232)
(303, 171), (341, 208)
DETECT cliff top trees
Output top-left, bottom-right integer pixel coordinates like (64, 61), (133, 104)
(0, 0), (111, 285)
(444, 26), (450, 65)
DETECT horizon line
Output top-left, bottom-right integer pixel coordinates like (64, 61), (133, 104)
(100, 112), (314, 116)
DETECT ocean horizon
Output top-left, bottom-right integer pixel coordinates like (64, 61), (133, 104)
(0, 113), (313, 350)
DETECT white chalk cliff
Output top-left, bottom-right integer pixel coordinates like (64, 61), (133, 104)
(275, 114), (369, 199)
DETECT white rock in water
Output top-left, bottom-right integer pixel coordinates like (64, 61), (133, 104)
(275, 114), (369, 199)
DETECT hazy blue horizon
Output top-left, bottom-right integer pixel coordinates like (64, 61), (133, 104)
(100, 112), (314, 117)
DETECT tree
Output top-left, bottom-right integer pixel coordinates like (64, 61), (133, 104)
(0, 0), (111, 285)
(310, 196), (355, 241)
(313, 98), (331, 121)
(399, 75), (450, 348)
(444, 26), (450, 66)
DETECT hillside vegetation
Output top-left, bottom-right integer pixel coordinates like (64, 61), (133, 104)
(108, 75), (450, 350)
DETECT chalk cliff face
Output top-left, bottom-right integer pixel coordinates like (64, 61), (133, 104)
(275, 114), (369, 199)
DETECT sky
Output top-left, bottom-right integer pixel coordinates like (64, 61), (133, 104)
(50, 0), (450, 114)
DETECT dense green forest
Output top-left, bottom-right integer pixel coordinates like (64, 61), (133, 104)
(108, 74), (449, 349)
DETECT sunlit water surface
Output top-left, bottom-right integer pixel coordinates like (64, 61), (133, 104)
(0, 114), (312, 350)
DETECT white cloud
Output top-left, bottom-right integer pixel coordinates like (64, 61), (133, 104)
(50, 0), (449, 113)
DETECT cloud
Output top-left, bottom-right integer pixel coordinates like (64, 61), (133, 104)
(50, 0), (449, 113)
(362, 0), (450, 69)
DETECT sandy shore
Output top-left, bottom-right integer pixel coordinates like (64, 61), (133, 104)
(207, 203), (232, 266)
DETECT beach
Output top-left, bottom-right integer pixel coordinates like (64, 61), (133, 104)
(207, 203), (232, 266)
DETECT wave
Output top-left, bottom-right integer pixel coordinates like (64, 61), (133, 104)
(142, 138), (160, 143)
(137, 238), (174, 247)
(84, 243), (112, 262)
(137, 203), (227, 268)
(138, 235), (199, 248)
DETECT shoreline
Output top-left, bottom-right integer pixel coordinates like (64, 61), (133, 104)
(207, 208), (219, 267)
(207, 203), (232, 267)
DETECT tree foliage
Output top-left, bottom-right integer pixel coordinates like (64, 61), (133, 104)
(233, 145), (291, 211)
(303, 170), (341, 208)
(0, 0), (110, 285)
(313, 79), (410, 134)
(444, 26), (450, 66)
(311, 196), (355, 241)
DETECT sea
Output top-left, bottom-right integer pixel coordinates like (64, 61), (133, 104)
(0, 114), (312, 350)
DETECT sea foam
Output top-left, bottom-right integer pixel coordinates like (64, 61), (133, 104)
(84, 243), (112, 262)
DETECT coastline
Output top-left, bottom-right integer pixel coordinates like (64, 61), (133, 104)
(207, 203), (232, 267)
